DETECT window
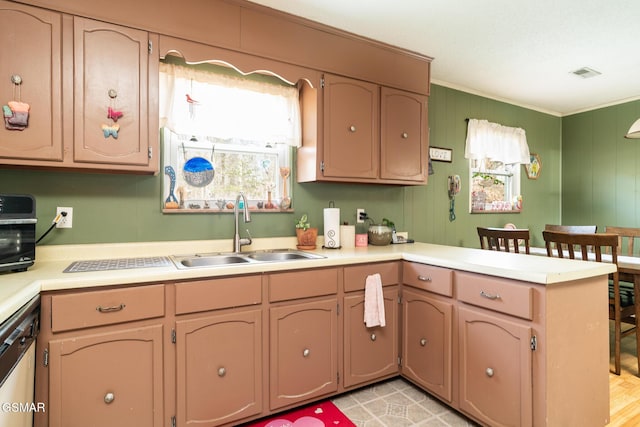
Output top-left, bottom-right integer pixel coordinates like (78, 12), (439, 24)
(470, 158), (522, 212)
(464, 119), (529, 213)
(159, 58), (300, 212)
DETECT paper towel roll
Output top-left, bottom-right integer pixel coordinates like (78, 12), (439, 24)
(323, 208), (340, 248)
(340, 225), (355, 248)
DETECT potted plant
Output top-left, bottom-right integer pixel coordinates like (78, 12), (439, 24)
(295, 214), (318, 250)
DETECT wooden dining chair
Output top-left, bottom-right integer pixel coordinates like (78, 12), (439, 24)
(605, 226), (640, 257)
(477, 227), (530, 254)
(545, 224), (598, 252)
(542, 230), (640, 375)
(544, 224), (597, 233)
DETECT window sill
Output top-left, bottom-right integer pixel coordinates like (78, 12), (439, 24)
(163, 207), (294, 214)
(471, 209), (521, 214)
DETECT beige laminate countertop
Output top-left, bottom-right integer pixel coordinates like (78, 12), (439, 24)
(0, 237), (615, 324)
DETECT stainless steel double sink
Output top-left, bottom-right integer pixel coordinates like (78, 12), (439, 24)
(170, 248), (325, 269)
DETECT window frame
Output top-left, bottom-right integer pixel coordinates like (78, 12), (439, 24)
(469, 158), (522, 213)
(162, 130), (293, 213)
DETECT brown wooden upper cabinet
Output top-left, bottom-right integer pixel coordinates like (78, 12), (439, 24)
(0, 1), (63, 162)
(72, 17), (158, 173)
(0, 2), (159, 173)
(298, 73), (429, 185)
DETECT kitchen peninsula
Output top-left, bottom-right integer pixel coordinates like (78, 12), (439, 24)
(3, 239), (614, 427)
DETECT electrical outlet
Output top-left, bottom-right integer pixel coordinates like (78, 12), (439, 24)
(356, 208), (366, 223)
(56, 207), (73, 228)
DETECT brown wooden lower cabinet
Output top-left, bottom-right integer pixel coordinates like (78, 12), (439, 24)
(401, 287), (453, 403)
(35, 260), (609, 427)
(343, 289), (399, 388)
(267, 267), (339, 410)
(458, 306), (532, 427)
(175, 309), (262, 426)
(269, 298), (338, 410)
(47, 324), (164, 427)
(35, 284), (166, 427)
(342, 261), (400, 389)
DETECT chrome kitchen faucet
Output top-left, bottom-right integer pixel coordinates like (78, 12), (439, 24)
(233, 192), (252, 253)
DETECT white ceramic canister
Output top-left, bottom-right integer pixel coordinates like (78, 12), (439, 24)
(340, 225), (355, 248)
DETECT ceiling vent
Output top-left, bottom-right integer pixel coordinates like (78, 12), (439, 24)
(571, 67), (601, 79)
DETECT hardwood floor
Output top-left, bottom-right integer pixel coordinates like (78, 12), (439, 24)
(609, 322), (640, 426)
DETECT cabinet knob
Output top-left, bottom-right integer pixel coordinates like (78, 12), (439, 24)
(303, 348), (311, 357)
(104, 392), (115, 404)
(349, 125), (356, 132)
(420, 338), (427, 346)
(10, 75), (22, 85)
(485, 367), (494, 378)
(417, 275), (432, 282)
(401, 132), (409, 139)
(370, 333), (377, 341)
(218, 367), (226, 377)
(108, 89), (118, 99)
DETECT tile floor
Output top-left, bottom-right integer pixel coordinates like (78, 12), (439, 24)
(331, 378), (479, 427)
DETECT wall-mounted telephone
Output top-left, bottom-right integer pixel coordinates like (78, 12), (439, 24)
(447, 175), (461, 221)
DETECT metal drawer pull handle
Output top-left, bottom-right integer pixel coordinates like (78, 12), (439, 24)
(218, 367), (226, 377)
(104, 392), (115, 404)
(480, 290), (500, 300)
(303, 348), (310, 357)
(401, 132), (408, 139)
(96, 304), (126, 313)
(417, 275), (432, 282)
(349, 125), (356, 132)
(420, 338), (427, 346)
(370, 333), (377, 341)
(486, 367), (494, 377)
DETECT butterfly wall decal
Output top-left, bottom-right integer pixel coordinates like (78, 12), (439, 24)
(107, 106), (123, 122)
(102, 123), (120, 139)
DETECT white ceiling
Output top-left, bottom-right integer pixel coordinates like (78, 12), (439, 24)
(246, 0), (640, 117)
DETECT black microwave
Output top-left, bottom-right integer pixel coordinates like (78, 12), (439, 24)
(0, 194), (36, 273)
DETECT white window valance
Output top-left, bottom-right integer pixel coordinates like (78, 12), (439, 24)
(464, 119), (530, 165)
(159, 62), (301, 147)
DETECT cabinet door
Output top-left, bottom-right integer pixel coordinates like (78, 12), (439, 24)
(343, 288), (399, 388)
(270, 298), (338, 410)
(175, 309), (262, 426)
(458, 306), (532, 427)
(402, 288), (453, 402)
(380, 87), (428, 182)
(0, 1), (63, 162)
(47, 324), (164, 427)
(73, 17), (156, 171)
(322, 74), (379, 180)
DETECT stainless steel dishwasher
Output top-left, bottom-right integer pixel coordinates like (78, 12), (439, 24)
(0, 295), (40, 427)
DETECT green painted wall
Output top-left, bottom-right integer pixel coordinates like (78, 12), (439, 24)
(405, 85), (562, 248)
(0, 84), (562, 248)
(562, 100), (640, 229)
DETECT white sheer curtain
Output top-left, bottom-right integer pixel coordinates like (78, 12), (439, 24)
(464, 119), (530, 165)
(159, 62), (301, 147)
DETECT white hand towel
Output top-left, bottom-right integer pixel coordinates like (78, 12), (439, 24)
(364, 273), (386, 328)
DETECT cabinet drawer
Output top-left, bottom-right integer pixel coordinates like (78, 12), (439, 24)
(402, 262), (453, 297)
(269, 268), (338, 302)
(456, 271), (533, 320)
(51, 284), (165, 332)
(175, 275), (262, 315)
(344, 262), (399, 292)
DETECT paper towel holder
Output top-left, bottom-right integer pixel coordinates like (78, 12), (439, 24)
(323, 200), (342, 249)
